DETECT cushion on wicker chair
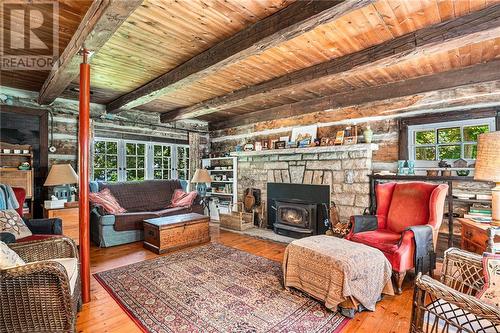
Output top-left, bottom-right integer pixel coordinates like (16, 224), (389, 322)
(0, 209), (32, 240)
(424, 298), (499, 333)
(477, 252), (500, 308)
(52, 258), (78, 295)
(0, 241), (25, 269)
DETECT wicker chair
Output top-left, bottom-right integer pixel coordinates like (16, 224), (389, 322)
(411, 248), (500, 333)
(0, 237), (81, 333)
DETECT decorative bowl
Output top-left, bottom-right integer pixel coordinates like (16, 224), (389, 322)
(456, 170), (470, 176)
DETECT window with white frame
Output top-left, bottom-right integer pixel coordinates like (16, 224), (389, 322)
(408, 118), (495, 165)
(92, 138), (189, 182)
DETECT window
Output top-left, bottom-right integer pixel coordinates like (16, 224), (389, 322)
(92, 138), (189, 182)
(93, 140), (118, 181)
(125, 142), (146, 181)
(176, 146), (190, 180)
(408, 118), (495, 165)
(153, 144), (172, 180)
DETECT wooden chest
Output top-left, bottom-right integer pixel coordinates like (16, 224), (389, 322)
(458, 218), (500, 254)
(143, 213), (210, 254)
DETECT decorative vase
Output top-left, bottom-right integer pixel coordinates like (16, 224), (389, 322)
(363, 126), (373, 143)
(397, 160), (406, 175)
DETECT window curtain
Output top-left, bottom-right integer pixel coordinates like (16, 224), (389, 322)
(188, 132), (201, 182)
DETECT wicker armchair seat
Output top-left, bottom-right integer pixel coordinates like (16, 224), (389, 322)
(411, 248), (500, 333)
(0, 237), (81, 333)
(424, 296), (499, 332)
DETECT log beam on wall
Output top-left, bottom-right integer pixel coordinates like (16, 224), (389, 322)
(161, 3), (500, 121)
(106, 0), (372, 113)
(38, 0), (143, 105)
(210, 60), (500, 130)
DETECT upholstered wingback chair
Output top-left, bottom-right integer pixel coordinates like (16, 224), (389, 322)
(346, 182), (448, 293)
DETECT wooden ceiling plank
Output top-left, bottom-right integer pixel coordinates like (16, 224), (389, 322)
(161, 3), (500, 122)
(106, 0), (373, 113)
(38, 0), (143, 105)
(209, 59), (500, 130)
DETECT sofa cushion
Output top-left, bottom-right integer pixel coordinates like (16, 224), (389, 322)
(0, 209), (32, 240)
(156, 206), (192, 217)
(98, 180), (183, 212)
(89, 188), (126, 214)
(477, 252), (500, 308)
(387, 182), (437, 234)
(113, 211), (160, 231)
(0, 241), (25, 269)
(171, 189), (198, 207)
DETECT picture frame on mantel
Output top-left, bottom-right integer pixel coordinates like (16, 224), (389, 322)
(291, 125), (317, 143)
(274, 141), (286, 149)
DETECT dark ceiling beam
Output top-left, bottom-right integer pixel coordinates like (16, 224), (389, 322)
(106, 0), (373, 113)
(161, 3), (500, 121)
(209, 60), (500, 130)
(38, 0), (143, 105)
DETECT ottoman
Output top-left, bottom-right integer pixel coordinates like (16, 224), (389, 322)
(283, 235), (394, 317)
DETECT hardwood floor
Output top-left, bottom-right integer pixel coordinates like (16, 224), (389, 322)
(76, 225), (414, 332)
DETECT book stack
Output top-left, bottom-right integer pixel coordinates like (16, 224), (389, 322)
(464, 204), (492, 223)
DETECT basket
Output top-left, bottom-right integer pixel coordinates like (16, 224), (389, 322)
(219, 202), (255, 231)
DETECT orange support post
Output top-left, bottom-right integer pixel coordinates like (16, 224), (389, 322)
(79, 49), (91, 304)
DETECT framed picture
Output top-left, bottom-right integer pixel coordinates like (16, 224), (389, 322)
(291, 125), (317, 143)
(270, 139), (278, 149)
(334, 131), (344, 145)
(274, 141), (286, 149)
(261, 140), (269, 150)
(254, 141), (262, 151)
(298, 138), (311, 148)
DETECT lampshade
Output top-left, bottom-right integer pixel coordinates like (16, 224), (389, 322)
(44, 164), (79, 186)
(191, 168), (212, 183)
(474, 131), (500, 182)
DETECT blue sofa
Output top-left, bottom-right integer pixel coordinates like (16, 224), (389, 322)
(90, 179), (203, 247)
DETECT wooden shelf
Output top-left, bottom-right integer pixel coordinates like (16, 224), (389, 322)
(0, 153), (32, 157)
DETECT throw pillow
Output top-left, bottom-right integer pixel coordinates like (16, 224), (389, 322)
(0, 209), (32, 240)
(0, 241), (25, 269)
(171, 189), (197, 207)
(477, 252), (500, 307)
(89, 188), (127, 214)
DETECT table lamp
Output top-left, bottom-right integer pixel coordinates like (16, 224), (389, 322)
(191, 168), (212, 196)
(44, 164), (79, 201)
(474, 131), (500, 226)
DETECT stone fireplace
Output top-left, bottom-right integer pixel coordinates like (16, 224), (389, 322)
(231, 144), (378, 225)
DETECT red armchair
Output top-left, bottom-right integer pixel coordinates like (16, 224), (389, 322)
(346, 182), (448, 294)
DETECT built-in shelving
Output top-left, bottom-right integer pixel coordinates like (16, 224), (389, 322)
(202, 157), (238, 221)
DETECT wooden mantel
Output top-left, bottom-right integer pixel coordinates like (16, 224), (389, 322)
(230, 143), (379, 157)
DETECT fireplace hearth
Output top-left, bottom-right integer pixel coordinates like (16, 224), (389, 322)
(267, 183), (329, 238)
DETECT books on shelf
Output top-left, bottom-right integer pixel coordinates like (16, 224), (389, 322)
(476, 194), (492, 201)
(464, 203), (492, 223)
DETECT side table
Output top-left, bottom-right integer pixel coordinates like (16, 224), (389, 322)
(44, 206), (79, 245)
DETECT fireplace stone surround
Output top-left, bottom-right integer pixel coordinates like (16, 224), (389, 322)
(231, 144), (378, 225)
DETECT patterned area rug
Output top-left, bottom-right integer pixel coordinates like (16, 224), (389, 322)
(94, 243), (349, 333)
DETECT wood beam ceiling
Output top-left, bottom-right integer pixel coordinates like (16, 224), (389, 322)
(161, 3), (500, 122)
(209, 60), (500, 130)
(105, 0), (373, 113)
(38, 0), (143, 105)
